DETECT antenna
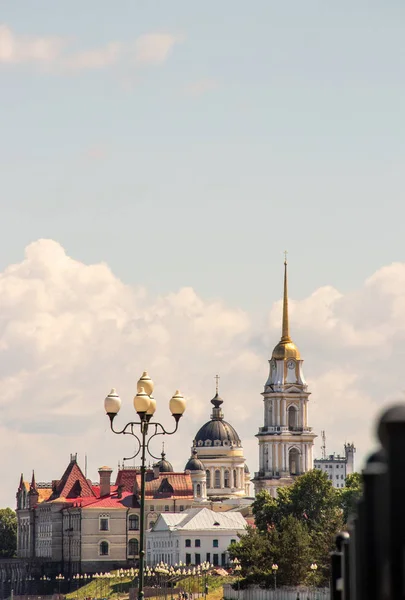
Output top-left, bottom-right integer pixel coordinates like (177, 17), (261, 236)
(321, 431), (326, 459)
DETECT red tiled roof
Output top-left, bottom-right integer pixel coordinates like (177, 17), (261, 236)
(51, 458), (96, 500)
(115, 469), (193, 499)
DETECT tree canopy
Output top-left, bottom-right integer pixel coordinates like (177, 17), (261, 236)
(0, 508), (17, 558)
(230, 470), (358, 587)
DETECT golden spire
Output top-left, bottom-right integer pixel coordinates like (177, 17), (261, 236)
(281, 251), (291, 342)
(271, 253), (300, 361)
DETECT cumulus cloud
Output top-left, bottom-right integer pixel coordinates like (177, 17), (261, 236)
(0, 25), (182, 72)
(0, 240), (402, 507)
(0, 24), (65, 65)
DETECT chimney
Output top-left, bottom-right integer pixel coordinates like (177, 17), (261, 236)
(98, 466), (113, 497)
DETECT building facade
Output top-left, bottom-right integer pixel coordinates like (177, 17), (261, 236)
(314, 443), (356, 488)
(146, 507), (246, 567)
(16, 454), (196, 575)
(253, 260), (317, 497)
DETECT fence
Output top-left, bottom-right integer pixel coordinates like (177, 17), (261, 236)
(330, 404), (405, 600)
(223, 584), (329, 600)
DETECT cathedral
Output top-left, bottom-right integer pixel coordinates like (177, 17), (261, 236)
(252, 259), (316, 497)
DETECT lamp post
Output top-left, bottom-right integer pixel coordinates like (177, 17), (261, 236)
(231, 559), (241, 600)
(104, 372), (186, 600)
(271, 564), (278, 593)
(309, 563), (317, 599)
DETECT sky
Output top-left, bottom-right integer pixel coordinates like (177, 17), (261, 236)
(0, 2), (404, 507)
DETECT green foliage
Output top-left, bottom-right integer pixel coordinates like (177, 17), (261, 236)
(235, 470), (355, 587)
(0, 508), (17, 558)
(337, 472), (362, 524)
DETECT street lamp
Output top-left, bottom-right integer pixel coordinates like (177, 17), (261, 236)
(271, 564), (278, 592)
(231, 559), (242, 600)
(104, 372), (186, 600)
(310, 563), (317, 596)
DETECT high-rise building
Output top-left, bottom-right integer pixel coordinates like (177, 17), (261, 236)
(253, 259), (316, 497)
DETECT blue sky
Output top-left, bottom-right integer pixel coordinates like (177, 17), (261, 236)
(0, 2), (405, 504)
(1, 1), (404, 310)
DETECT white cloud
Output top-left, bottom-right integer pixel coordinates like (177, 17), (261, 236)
(0, 240), (403, 507)
(0, 24), (65, 65)
(134, 33), (182, 66)
(0, 25), (182, 72)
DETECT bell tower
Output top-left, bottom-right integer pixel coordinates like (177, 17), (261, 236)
(253, 258), (316, 497)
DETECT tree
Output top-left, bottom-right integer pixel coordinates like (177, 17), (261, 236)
(0, 508), (17, 558)
(274, 515), (312, 586)
(338, 472), (362, 524)
(229, 526), (276, 585)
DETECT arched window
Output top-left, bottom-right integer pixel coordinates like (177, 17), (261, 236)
(214, 470), (221, 488)
(129, 514), (139, 530)
(224, 470), (230, 488)
(289, 448), (300, 475)
(233, 469), (237, 487)
(128, 538), (139, 556)
(206, 470), (211, 488)
(99, 541), (109, 556)
(196, 483), (201, 497)
(288, 406), (298, 430)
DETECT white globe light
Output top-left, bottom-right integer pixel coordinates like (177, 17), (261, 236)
(104, 388), (121, 415)
(134, 387), (151, 414)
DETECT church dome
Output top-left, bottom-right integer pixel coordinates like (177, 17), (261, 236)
(193, 393), (241, 448)
(272, 339), (300, 360)
(185, 450), (205, 472)
(155, 452), (174, 473)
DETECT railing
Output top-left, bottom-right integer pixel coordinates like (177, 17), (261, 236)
(330, 404), (405, 599)
(223, 584), (329, 600)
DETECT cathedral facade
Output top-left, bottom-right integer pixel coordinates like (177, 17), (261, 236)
(253, 260), (316, 497)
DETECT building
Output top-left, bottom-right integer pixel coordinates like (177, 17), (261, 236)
(146, 507), (247, 567)
(253, 260), (317, 497)
(189, 389), (251, 501)
(314, 443), (356, 488)
(16, 453), (196, 575)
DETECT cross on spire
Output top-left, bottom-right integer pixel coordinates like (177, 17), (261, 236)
(215, 374), (220, 395)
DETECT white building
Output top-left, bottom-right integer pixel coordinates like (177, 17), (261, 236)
(314, 443), (356, 488)
(146, 507), (246, 567)
(253, 260), (317, 497)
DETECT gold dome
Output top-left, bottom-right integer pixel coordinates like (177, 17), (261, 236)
(272, 338), (301, 360)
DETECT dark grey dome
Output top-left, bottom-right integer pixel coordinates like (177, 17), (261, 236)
(194, 420), (241, 445)
(244, 463), (250, 474)
(155, 452), (173, 473)
(185, 450), (204, 472)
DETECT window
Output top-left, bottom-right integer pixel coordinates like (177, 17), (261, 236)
(165, 505), (169, 512)
(224, 470), (230, 488)
(99, 516), (109, 531)
(150, 505), (155, 512)
(99, 541), (109, 556)
(288, 406), (297, 430)
(221, 553), (226, 566)
(341, 475), (344, 479)
(214, 470), (221, 489)
(186, 553), (191, 565)
(206, 470), (211, 488)
(128, 538), (139, 556)
(180, 505), (185, 512)
(233, 470), (237, 487)
(185, 539), (191, 547)
(149, 521), (156, 528)
(231, 539), (236, 545)
(213, 539), (219, 548)
(129, 515), (139, 530)
(195, 539), (201, 547)
(213, 554), (219, 566)
(196, 484), (201, 497)
(195, 553), (201, 565)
